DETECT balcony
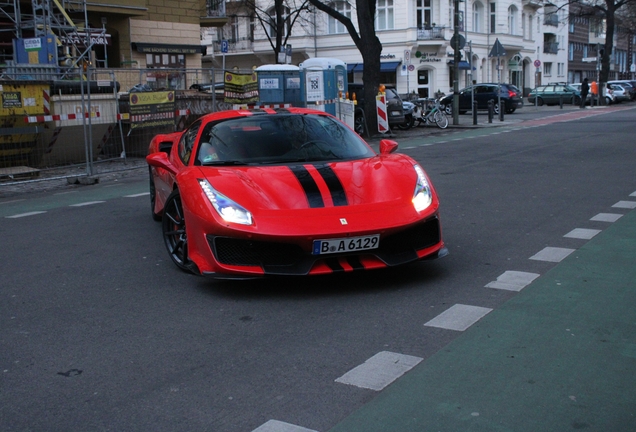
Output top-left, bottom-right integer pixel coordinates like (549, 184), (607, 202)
(543, 42), (559, 54)
(544, 14), (559, 26)
(417, 26), (446, 40)
(201, 0), (227, 27)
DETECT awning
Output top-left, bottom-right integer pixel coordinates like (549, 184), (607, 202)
(132, 42), (206, 55)
(447, 60), (476, 70)
(346, 61), (401, 73)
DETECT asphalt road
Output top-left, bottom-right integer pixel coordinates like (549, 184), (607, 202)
(1, 104), (635, 431)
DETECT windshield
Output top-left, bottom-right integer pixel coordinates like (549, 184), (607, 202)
(196, 113), (375, 165)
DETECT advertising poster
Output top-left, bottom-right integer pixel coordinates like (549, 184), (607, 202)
(224, 72), (258, 104)
(129, 91), (175, 129)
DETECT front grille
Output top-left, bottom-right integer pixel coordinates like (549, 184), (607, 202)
(379, 217), (441, 253)
(210, 236), (305, 267)
(208, 217), (441, 271)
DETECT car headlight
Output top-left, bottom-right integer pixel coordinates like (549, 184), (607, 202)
(412, 164), (432, 212)
(199, 179), (253, 225)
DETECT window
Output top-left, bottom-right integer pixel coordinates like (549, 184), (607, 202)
(490, 2), (496, 33)
(473, 2), (483, 33)
(508, 6), (517, 35)
(568, 43), (574, 61)
(376, 0), (394, 30)
(179, 120), (201, 165)
(583, 45), (588, 58)
(529, 15), (533, 39)
(230, 15), (239, 42)
(544, 62), (552, 76)
(569, 14), (574, 33)
(557, 63), (564, 76)
(268, 6), (291, 38)
(417, 0), (432, 29)
(328, 1), (351, 34)
(146, 53), (185, 68)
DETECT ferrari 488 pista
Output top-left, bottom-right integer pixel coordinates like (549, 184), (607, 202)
(146, 107), (447, 278)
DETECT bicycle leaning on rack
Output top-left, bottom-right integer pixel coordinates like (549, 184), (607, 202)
(413, 98), (449, 129)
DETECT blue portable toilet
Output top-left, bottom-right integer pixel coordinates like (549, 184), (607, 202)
(298, 58), (347, 115)
(255, 64), (304, 106)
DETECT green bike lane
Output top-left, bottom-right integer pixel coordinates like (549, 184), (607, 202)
(329, 208), (636, 431)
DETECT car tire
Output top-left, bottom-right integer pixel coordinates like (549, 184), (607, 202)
(605, 96), (612, 105)
(443, 104), (453, 115)
(149, 167), (162, 222)
(354, 114), (365, 136)
(537, 97), (544, 106)
(396, 114), (414, 130)
(162, 189), (196, 273)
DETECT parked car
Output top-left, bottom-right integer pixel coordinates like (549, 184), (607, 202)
(607, 83), (630, 103)
(348, 83), (405, 134)
(527, 84), (582, 106)
(438, 83), (523, 115)
(146, 107), (446, 278)
(608, 81), (635, 101)
(189, 82), (225, 96)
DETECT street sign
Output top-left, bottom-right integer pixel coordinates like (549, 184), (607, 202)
(450, 34), (466, 50)
(408, 64), (415, 72)
(489, 38), (506, 57)
(221, 40), (229, 53)
(582, 57), (597, 62)
(534, 59), (541, 68)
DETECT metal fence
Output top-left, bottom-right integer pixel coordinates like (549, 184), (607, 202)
(0, 67), (240, 188)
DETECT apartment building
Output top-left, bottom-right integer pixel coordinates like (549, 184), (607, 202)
(203, 0), (557, 97)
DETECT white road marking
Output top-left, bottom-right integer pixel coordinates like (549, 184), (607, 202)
(6, 211), (47, 219)
(335, 351), (423, 391)
(612, 200), (636, 209)
(564, 228), (602, 240)
(590, 213), (623, 222)
(530, 247), (575, 262)
(125, 192), (150, 198)
(424, 304), (493, 331)
(69, 201), (106, 207)
(630, 191), (636, 197)
(485, 271), (540, 291)
(252, 420), (318, 432)
(0, 199), (26, 205)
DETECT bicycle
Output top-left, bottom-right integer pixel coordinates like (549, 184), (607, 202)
(413, 98), (449, 129)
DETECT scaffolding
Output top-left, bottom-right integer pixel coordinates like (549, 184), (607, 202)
(0, 0), (108, 79)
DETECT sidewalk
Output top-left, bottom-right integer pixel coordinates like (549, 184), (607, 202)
(329, 208), (636, 431)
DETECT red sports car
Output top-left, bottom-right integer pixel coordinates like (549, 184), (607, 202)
(146, 107), (446, 279)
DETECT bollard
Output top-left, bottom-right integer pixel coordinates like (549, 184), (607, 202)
(487, 99), (494, 123)
(499, 100), (504, 122)
(559, 94), (563, 109)
(473, 101), (478, 125)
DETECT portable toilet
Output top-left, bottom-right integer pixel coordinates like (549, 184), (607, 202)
(255, 64), (303, 106)
(298, 58), (347, 115)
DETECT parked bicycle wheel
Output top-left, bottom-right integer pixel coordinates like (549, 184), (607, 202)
(434, 110), (449, 129)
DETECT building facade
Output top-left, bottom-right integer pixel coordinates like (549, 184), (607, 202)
(203, 0), (556, 97)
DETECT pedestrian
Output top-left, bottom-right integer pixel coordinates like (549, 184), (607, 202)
(590, 80), (598, 105)
(580, 78), (589, 108)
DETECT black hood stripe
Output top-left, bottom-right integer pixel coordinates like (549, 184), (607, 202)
(290, 165), (324, 208)
(315, 164), (348, 206)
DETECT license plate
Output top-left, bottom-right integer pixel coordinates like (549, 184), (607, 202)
(391, 111), (402, 116)
(312, 234), (380, 255)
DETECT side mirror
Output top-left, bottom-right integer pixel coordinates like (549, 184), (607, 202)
(379, 139), (398, 154)
(146, 152), (178, 175)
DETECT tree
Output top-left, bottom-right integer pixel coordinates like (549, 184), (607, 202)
(241, 0), (312, 63)
(567, 0), (636, 88)
(307, 0), (383, 137)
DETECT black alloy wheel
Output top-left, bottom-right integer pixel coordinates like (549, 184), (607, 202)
(162, 189), (195, 273)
